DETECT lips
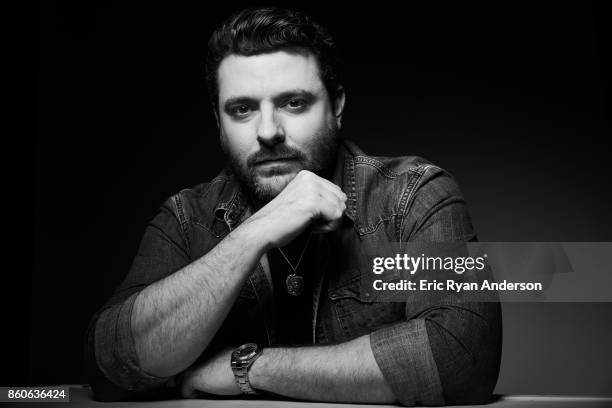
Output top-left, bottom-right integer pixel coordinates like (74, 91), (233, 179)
(254, 157), (298, 165)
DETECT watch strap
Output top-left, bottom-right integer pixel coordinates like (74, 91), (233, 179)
(231, 343), (262, 395)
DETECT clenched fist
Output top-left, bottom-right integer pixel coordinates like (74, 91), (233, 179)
(241, 170), (347, 249)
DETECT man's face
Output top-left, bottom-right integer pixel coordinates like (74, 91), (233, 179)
(216, 50), (344, 205)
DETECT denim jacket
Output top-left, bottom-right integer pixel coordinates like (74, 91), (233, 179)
(85, 140), (502, 406)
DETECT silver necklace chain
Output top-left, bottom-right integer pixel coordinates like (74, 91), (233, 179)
(276, 232), (313, 273)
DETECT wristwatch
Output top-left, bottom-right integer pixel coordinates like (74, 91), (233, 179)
(230, 343), (263, 394)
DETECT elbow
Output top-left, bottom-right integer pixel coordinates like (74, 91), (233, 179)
(85, 320), (133, 402)
(85, 310), (173, 401)
(433, 340), (501, 405)
(85, 333), (131, 401)
(426, 305), (502, 405)
(443, 373), (498, 405)
(438, 343), (502, 405)
(86, 345), (175, 402)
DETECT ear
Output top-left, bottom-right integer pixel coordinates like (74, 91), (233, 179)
(333, 86), (346, 129)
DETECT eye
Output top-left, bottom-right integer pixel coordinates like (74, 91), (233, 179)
(284, 98), (308, 112)
(229, 104), (252, 117)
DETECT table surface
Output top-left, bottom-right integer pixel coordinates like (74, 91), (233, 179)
(5, 386), (612, 408)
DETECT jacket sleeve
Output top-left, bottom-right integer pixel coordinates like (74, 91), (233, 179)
(369, 166), (502, 406)
(84, 196), (192, 401)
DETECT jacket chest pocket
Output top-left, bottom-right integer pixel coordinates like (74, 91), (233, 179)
(328, 275), (403, 341)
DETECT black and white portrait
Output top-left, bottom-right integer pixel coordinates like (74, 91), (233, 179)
(25, 2), (612, 407)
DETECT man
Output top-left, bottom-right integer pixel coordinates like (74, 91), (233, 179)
(86, 7), (501, 406)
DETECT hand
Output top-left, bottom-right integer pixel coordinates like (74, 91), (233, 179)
(242, 170), (347, 249)
(179, 347), (240, 398)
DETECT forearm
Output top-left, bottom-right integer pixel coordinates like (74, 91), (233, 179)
(131, 220), (268, 377)
(249, 334), (396, 403)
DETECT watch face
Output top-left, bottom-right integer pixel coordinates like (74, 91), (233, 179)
(237, 343), (259, 361)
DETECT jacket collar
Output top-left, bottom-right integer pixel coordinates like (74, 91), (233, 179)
(212, 169), (249, 228)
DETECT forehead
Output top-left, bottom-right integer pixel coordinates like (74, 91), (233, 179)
(217, 51), (324, 101)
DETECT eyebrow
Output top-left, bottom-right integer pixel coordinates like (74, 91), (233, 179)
(222, 89), (318, 111)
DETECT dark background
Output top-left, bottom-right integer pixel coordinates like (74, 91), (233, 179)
(29, 1), (611, 396)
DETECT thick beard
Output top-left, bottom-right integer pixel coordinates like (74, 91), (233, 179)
(223, 124), (340, 206)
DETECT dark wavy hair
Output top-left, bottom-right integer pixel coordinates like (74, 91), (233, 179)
(205, 7), (342, 110)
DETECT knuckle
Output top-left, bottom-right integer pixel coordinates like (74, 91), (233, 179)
(299, 169), (313, 179)
(295, 170), (307, 182)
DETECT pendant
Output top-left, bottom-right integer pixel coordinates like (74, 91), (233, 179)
(286, 273), (304, 296)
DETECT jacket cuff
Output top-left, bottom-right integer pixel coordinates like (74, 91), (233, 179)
(94, 292), (171, 391)
(370, 319), (444, 406)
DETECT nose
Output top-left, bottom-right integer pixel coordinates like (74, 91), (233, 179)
(256, 104), (284, 146)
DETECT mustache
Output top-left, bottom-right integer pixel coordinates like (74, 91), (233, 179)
(247, 146), (306, 166)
